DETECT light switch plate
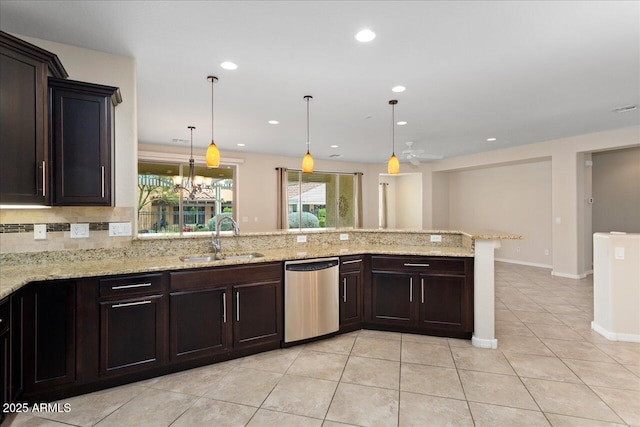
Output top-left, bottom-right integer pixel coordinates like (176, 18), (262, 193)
(70, 223), (89, 239)
(430, 234), (442, 243)
(614, 247), (625, 260)
(109, 222), (132, 237)
(340, 233), (349, 241)
(34, 224), (47, 240)
(297, 235), (307, 243)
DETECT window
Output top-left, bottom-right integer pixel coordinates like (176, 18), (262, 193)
(137, 162), (235, 235)
(278, 169), (362, 230)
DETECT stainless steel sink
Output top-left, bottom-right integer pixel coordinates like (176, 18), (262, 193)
(224, 252), (264, 260)
(180, 252), (264, 262)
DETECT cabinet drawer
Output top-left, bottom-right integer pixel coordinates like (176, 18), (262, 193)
(99, 273), (162, 299)
(340, 256), (364, 272)
(0, 298), (9, 335)
(371, 256), (466, 273)
(169, 263), (282, 291)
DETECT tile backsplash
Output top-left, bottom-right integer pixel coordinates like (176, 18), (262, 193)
(0, 207), (134, 254)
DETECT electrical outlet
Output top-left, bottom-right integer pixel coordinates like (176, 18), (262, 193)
(340, 233), (349, 241)
(516, 246), (521, 253)
(297, 235), (307, 243)
(430, 234), (442, 243)
(544, 249), (550, 255)
(34, 224), (47, 240)
(70, 223), (89, 239)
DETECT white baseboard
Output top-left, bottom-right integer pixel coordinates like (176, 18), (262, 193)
(551, 270), (588, 279)
(592, 321), (640, 343)
(472, 335), (498, 349)
(495, 258), (552, 269)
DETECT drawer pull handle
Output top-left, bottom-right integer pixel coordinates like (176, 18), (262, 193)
(342, 259), (362, 265)
(222, 292), (227, 323)
(112, 300), (151, 309)
(111, 282), (152, 290)
(421, 278), (425, 304)
(343, 278), (347, 303)
(42, 161), (46, 197)
(410, 277), (413, 302)
(101, 166), (105, 198)
(404, 263), (430, 267)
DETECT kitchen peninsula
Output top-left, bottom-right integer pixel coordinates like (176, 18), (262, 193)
(0, 229), (519, 403)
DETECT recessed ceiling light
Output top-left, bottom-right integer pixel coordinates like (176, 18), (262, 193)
(486, 137), (497, 142)
(392, 85), (406, 93)
(612, 105), (637, 113)
(220, 61), (238, 70)
(330, 145), (339, 148)
(397, 121), (407, 126)
(237, 143), (245, 147)
(268, 120), (279, 125)
(355, 29), (376, 42)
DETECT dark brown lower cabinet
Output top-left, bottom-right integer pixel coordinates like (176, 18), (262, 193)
(419, 273), (470, 331)
(23, 282), (76, 393)
(99, 295), (164, 376)
(371, 272), (414, 326)
(232, 280), (281, 351)
(339, 256), (363, 329)
(0, 301), (9, 410)
(170, 288), (229, 362)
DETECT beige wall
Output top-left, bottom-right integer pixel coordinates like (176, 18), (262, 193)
(592, 146), (640, 233)
(395, 173), (423, 229)
(447, 160), (553, 267)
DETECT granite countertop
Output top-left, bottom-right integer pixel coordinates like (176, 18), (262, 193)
(0, 244), (472, 299)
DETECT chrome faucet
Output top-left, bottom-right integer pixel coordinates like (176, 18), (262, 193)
(211, 215), (240, 258)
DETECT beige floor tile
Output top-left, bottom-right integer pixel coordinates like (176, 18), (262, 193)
(448, 338), (473, 348)
(325, 383), (399, 427)
(452, 346), (515, 375)
(542, 338), (616, 363)
(496, 320), (535, 337)
(497, 335), (554, 356)
(458, 370), (538, 410)
(545, 413), (626, 427)
(247, 409), (323, 426)
(401, 332), (450, 346)
(262, 375), (337, 419)
(401, 341), (455, 368)
(503, 352), (581, 383)
(204, 367), (281, 407)
(143, 363), (231, 396)
(30, 384), (143, 426)
(304, 334), (356, 355)
(351, 336), (401, 361)
(400, 363), (465, 400)
(513, 310), (563, 325)
(625, 363), (640, 376)
(595, 342), (640, 366)
(358, 329), (402, 341)
(496, 309), (520, 322)
(93, 388), (197, 427)
(171, 397), (257, 427)
(468, 402), (550, 427)
(322, 421), (360, 427)
(540, 304), (583, 315)
(527, 323), (584, 341)
(591, 386), (640, 426)
(522, 378), (624, 423)
(5, 414), (73, 427)
(563, 359), (640, 390)
(399, 391), (473, 427)
(286, 351), (348, 381)
(238, 347), (301, 373)
(341, 356), (400, 390)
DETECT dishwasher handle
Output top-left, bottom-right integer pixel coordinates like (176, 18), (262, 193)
(285, 259), (339, 272)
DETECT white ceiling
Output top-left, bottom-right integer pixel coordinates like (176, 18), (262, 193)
(1, 1), (638, 165)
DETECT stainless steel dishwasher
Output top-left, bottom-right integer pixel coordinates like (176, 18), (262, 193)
(284, 257), (340, 343)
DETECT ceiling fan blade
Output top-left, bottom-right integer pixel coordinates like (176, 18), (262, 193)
(409, 157), (420, 166)
(420, 154), (444, 160)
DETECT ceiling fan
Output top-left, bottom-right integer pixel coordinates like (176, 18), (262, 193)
(401, 141), (443, 165)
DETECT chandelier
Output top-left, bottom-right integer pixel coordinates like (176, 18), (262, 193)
(173, 126), (216, 201)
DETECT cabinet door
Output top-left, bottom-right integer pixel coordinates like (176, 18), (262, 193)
(100, 295), (164, 376)
(340, 271), (362, 326)
(418, 274), (470, 331)
(170, 288), (229, 362)
(23, 282), (75, 391)
(232, 281), (281, 351)
(371, 272), (415, 326)
(50, 81), (114, 205)
(0, 47), (48, 205)
(0, 330), (8, 410)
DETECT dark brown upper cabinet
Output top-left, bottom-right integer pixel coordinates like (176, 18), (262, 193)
(49, 78), (121, 206)
(0, 31), (67, 205)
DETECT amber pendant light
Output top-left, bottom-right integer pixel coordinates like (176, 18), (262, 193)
(387, 99), (400, 174)
(301, 95), (314, 173)
(206, 75), (221, 168)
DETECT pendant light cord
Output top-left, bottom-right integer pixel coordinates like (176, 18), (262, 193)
(211, 78), (215, 143)
(306, 96), (311, 154)
(391, 103), (395, 155)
